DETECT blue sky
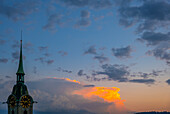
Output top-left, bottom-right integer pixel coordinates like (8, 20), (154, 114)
(0, 0), (170, 113)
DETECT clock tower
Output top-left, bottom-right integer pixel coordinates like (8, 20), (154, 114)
(7, 38), (34, 114)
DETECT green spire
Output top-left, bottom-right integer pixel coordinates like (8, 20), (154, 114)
(16, 32), (25, 75)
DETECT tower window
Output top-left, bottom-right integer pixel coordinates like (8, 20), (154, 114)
(24, 110), (27, 114)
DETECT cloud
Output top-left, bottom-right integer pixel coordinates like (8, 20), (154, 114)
(133, 70), (164, 79)
(11, 51), (26, 62)
(12, 41), (33, 53)
(83, 85), (95, 87)
(12, 51), (19, 61)
(35, 57), (44, 63)
(146, 42), (170, 65)
(75, 10), (91, 27)
(0, 58), (8, 63)
(38, 46), (48, 51)
(46, 60), (54, 65)
(33, 66), (37, 74)
(12, 41), (20, 48)
(43, 53), (50, 57)
(23, 42), (33, 52)
(77, 70), (87, 76)
(137, 31), (170, 65)
(112, 46), (132, 59)
(116, 0), (170, 66)
(118, 0), (170, 32)
(61, 0), (113, 9)
(0, 78), (128, 113)
(166, 79), (170, 85)
(43, 13), (63, 31)
(81, 10), (90, 18)
(0, 39), (6, 45)
(5, 76), (11, 79)
(129, 79), (155, 84)
(58, 51), (68, 56)
(84, 46), (97, 55)
(35, 57), (54, 65)
(0, 0), (39, 21)
(95, 64), (129, 82)
(57, 67), (72, 73)
(93, 54), (109, 63)
(61, 0), (89, 7)
(138, 32), (170, 46)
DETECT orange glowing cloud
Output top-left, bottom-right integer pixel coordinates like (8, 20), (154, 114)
(47, 77), (81, 84)
(64, 78), (81, 84)
(73, 87), (125, 108)
(48, 77), (125, 112)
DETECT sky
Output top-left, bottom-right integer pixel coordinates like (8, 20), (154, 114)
(0, 0), (170, 113)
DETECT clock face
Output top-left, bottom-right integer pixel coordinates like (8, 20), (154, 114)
(9, 95), (16, 108)
(20, 95), (31, 108)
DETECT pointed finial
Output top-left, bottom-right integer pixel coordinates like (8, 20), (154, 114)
(21, 30), (22, 42)
(16, 30), (25, 76)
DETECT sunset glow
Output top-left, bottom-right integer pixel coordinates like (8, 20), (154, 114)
(73, 86), (125, 107)
(64, 78), (81, 84)
(48, 77), (81, 84)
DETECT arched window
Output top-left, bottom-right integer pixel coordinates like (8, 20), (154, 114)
(24, 110), (27, 114)
(12, 110), (14, 114)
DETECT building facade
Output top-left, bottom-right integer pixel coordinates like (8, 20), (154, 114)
(7, 40), (34, 114)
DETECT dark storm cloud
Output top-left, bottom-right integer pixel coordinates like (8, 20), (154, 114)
(61, 0), (113, 9)
(0, 58), (8, 63)
(95, 64), (129, 82)
(118, 0), (170, 32)
(112, 46), (132, 58)
(129, 79), (155, 84)
(58, 51), (68, 56)
(93, 54), (109, 63)
(0, 0), (39, 21)
(166, 79), (170, 85)
(57, 67), (72, 73)
(43, 13), (63, 31)
(138, 32), (170, 46)
(75, 10), (91, 27)
(84, 46), (97, 55)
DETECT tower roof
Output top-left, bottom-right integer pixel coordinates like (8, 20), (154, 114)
(16, 40), (25, 75)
